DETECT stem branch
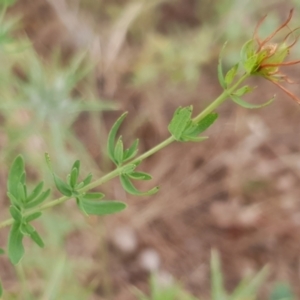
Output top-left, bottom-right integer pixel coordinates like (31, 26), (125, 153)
(0, 73), (249, 229)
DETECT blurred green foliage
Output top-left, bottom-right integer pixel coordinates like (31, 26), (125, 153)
(0, 1), (117, 177)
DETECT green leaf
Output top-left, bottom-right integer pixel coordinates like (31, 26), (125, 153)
(70, 160), (80, 188)
(7, 155), (25, 201)
(243, 55), (258, 74)
(0, 248), (5, 255)
(45, 153), (72, 196)
(7, 192), (19, 207)
(25, 212), (42, 223)
(82, 192), (105, 200)
(114, 136), (124, 165)
(0, 280), (2, 297)
(26, 181), (44, 203)
(211, 250), (227, 300)
(17, 182), (26, 203)
(121, 163), (137, 175)
(23, 224), (44, 248)
(128, 171), (152, 181)
(107, 112), (128, 164)
(168, 106), (193, 141)
(24, 189), (50, 209)
(53, 174), (72, 196)
(225, 63), (239, 86)
(75, 197), (88, 215)
(45, 153), (52, 170)
(234, 86), (253, 97)
(123, 139), (139, 162)
(72, 160), (80, 172)
(9, 206), (22, 222)
(82, 173), (92, 186)
(218, 42), (228, 89)
(8, 222), (24, 264)
(70, 167), (78, 189)
(120, 174), (159, 196)
(231, 94), (274, 109)
(80, 199), (126, 215)
(240, 39), (255, 63)
(20, 172), (26, 185)
(185, 113), (218, 137)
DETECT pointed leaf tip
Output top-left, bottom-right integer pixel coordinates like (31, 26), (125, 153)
(107, 112), (128, 164)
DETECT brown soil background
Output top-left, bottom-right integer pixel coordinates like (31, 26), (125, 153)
(2, 0), (300, 299)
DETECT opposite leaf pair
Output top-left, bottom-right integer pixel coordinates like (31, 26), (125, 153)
(7, 156), (48, 264)
(45, 154), (126, 216)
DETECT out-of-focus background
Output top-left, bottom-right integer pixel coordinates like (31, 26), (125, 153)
(1, 0), (300, 299)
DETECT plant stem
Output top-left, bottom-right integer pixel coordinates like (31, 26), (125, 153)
(0, 73), (249, 229)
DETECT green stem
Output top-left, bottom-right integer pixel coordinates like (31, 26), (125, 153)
(0, 73), (249, 229)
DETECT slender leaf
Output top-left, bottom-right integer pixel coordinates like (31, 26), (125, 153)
(128, 171), (152, 181)
(26, 181), (44, 203)
(120, 174), (159, 196)
(25, 212), (42, 223)
(70, 160), (80, 188)
(9, 206), (22, 222)
(234, 85), (253, 97)
(225, 63), (239, 86)
(185, 113), (218, 137)
(0, 280), (2, 297)
(0, 248), (4, 255)
(211, 250), (227, 300)
(121, 163), (137, 175)
(7, 155), (24, 200)
(240, 39), (255, 62)
(45, 153), (71, 195)
(70, 167), (78, 189)
(107, 112), (128, 164)
(7, 192), (19, 207)
(17, 182), (26, 203)
(76, 182), (84, 189)
(45, 153), (52, 170)
(123, 139), (139, 162)
(80, 200), (126, 215)
(24, 189), (50, 209)
(82, 192), (105, 200)
(218, 42), (228, 89)
(8, 222), (24, 264)
(231, 94), (274, 109)
(53, 174), (72, 196)
(20, 172), (26, 185)
(114, 136), (124, 165)
(76, 197), (88, 216)
(168, 106), (193, 141)
(24, 223), (44, 248)
(82, 173), (92, 186)
(72, 160), (80, 172)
